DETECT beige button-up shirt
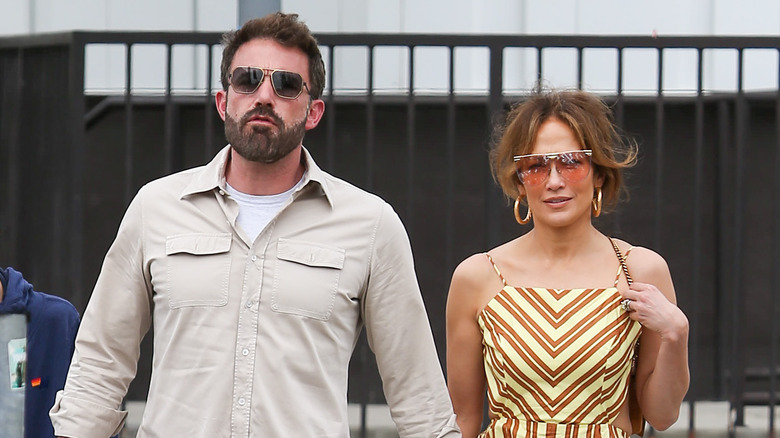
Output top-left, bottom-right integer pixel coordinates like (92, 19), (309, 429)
(50, 146), (459, 438)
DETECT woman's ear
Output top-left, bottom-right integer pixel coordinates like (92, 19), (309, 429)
(592, 164), (605, 189)
(516, 181), (526, 199)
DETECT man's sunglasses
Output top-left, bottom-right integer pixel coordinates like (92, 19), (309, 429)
(228, 66), (309, 99)
(513, 150), (593, 186)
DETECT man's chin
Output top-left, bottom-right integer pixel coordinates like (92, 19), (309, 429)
(232, 144), (296, 165)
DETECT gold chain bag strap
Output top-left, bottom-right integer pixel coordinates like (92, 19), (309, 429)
(609, 237), (645, 436)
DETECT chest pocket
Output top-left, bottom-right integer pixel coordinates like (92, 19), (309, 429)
(165, 233), (232, 308)
(272, 238), (345, 320)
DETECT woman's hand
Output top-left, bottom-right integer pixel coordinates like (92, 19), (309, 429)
(621, 282), (688, 342)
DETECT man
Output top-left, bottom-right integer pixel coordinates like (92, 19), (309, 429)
(50, 12), (459, 438)
(0, 267), (80, 438)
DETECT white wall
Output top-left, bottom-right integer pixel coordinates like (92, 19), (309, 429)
(284, 0), (780, 36)
(3, 0), (779, 94)
(0, 0), (236, 93)
(0, 0), (236, 34)
(282, 0), (780, 94)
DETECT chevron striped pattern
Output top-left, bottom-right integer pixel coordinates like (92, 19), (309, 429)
(477, 286), (642, 438)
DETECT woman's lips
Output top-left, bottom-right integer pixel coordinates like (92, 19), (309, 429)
(544, 196), (571, 207)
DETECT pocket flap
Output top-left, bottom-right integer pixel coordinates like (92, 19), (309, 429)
(166, 233), (232, 256)
(277, 238), (345, 269)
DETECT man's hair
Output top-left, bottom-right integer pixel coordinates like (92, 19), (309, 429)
(490, 87), (638, 211)
(220, 12), (325, 99)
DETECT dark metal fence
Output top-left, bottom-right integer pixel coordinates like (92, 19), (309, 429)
(1, 31), (779, 437)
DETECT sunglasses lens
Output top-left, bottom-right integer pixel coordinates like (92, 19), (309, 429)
(271, 70), (304, 98)
(230, 67), (263, 94)
(515, 151), (591, 186)
(558, 152), (591, 182)
(516, 156), (550, 186)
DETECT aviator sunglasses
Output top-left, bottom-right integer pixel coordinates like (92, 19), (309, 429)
(228, 66), (310, 99)
(513, 150), (593, 186)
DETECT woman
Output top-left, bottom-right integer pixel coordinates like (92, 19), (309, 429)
(446, 89), (689, 438)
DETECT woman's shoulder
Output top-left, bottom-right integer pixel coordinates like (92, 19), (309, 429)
(447, 252), (504, 317)
(611, 238), (672, 282)
(452, 252), (495, 286)
(451, 242), (517, 293)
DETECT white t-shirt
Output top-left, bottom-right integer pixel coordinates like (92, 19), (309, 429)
(225, 177), (305, 242)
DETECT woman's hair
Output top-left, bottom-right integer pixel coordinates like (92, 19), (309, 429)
(220, 12), (326, 99)
(489, 88), (638, 211)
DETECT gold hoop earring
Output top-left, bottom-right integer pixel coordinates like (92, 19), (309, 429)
(514, 197), (532, 225)
(592, 187), (603, 217)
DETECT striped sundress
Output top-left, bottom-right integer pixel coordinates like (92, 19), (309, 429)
(478, 248), (642, 438)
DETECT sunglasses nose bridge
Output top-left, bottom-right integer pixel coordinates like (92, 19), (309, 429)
(248, 69), (282, 101)
(545, 160), (567, 185)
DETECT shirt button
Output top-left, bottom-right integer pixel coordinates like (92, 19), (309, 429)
(251, 255), (257, 262)
(238, 398), (246, 406)
(246, 300), (253, 308)
(242, 348), (249, 356)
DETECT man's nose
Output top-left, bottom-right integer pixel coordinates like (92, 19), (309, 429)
(250, 75), (277, 107)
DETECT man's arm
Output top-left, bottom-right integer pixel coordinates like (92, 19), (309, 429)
(50, 192), (153, 438)
(362, 203), (461, 438)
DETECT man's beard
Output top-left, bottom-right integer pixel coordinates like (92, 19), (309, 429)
(225, 105), (307, 164)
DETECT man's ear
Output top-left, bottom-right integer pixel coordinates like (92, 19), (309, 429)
(305, 99), (325, 131)
(215, 90), (228, 121)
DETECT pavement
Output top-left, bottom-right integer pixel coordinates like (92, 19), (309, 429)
(119, 400), (779, 437)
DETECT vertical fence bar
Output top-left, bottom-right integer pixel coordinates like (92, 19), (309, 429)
(576, 46), (583, 90)
(358, 44), (378, 438)
(615, 47), (624, 127)
(164, 43), (175, 174)
(612, 47), (626, 240)
(445, 45), (456, 273)
(536, 46), (543, 87)
(716, 98), (730, 401)
(51, 46), (68, 290)
(771, 47), (780, 438)
(653, 47), (664, 253)
(486, 42), (504, 248)
(204, 43), (214, 159)
(406, 45), (416, 238)
(690, 46), (705, 438)
(365, 45), (375, 192)
(124, 43), (134, 205)
(69, 33), (87, 305)
(729, 47), (747, 434)
(7, 49), (23, 262)
(326, 46), (336, 172)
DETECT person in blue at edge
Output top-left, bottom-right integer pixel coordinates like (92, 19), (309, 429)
(0, 267), (80, 438)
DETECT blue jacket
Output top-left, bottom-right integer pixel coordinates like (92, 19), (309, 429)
(0, 267), (80, 438)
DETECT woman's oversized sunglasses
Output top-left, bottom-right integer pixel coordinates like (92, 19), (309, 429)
(513, 150), (593, 186)
(228, 66), (310, 99)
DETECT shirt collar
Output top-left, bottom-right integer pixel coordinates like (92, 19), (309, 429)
(180, 145), (334, 208)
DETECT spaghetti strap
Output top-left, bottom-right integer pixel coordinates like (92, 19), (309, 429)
(609, 238), (635, 286)
(484, 253), (508, 287)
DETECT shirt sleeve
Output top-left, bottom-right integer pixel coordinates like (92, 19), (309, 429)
(50, 190), (153, 438)
(362, 203), (461, 438)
